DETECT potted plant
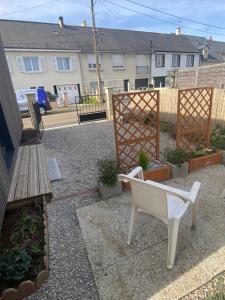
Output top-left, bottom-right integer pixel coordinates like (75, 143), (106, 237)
(210, 124), (225, 164)
(97, 159), (122, 200)
(164, 147), (190, 178)
(189, 148), (222, 172)
(123, 150), (170, 190)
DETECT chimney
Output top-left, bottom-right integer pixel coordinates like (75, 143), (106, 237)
(176, 27), (181, 35)
(209, 36), (213, 41)
(59, 16), (64, 28)
(81, 20), (87, 27)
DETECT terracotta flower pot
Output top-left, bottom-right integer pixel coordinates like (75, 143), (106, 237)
(189, 151), (222, 172)
(123, 163), (171, 191)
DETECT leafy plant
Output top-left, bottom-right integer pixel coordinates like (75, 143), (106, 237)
(80, 96), (99, 104)
(138, 149), (149, 171)
(191, 149), (208, 158)
(0, 248), (32, 282)
(143, 112), (155, 125)
(164, 147), (190, 167)
(211, 124), (225, 150)
(27, 242), (43, 256)
(98, 159), (119, 187)
(10, 208), (43, 245)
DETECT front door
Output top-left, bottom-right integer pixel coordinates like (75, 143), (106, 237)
(124, 79), (129, 92)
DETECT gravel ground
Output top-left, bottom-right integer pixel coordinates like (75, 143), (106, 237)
(43, 121), (116, 198)
(27, 192), (101, 300)
(26, 120), (225, 299)
(181, 272), (225, 299)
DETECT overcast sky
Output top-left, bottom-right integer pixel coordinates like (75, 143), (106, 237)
(1, 0), (225, 41)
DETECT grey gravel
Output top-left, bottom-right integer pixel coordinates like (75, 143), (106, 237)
(43, 121), (116, 198)
(25, 120), (225, 299)
(27, 192), (100, 300)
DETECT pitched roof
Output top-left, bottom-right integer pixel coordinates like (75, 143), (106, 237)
(0, 19), (199, 53)
(185, 35), (225, 64)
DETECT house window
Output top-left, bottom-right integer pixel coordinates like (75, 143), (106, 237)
(23, 57), (40, 72)
(172, 54), (180, 67)
(88, 54), (101, 70)
(155, 54), (165, 67)
(56, 57), (70, 71)
(186, 55), (194, 67)
(112, 54), (125, 69)
(136, 54), (149, 75)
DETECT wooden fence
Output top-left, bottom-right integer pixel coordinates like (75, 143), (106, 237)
(159, 88), (225, 128)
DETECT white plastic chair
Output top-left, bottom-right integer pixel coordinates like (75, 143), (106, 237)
(118, 166), (201, 269)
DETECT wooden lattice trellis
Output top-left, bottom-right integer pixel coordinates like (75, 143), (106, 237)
(112, 91), (160, 171)
(176, 87), (214, 151)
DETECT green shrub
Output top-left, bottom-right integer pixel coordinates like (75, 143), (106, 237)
(164, 147), (190, 167)
(80, 96), (98, 104)
(211, 124), (225, 150)
(10, 209), (43, 245)
(98, 159), (119, 187)
(138, 149), (149, 171)
(191, 149), (208, 158)
(0, 248), (32, 282)
(143, 112), (155, 125)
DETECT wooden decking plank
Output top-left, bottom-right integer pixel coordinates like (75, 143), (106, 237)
(7, 147), (23, 203)
(14, 145), (30, 200)
(37, 144), (51, 195)
(27, 145), (39, 197)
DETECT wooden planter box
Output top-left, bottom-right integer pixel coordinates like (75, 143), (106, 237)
(0, 200), (49, 300)
(189, 151), (222, 172)
(123, 164), (170, 191)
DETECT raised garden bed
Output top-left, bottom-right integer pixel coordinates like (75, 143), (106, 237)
(123, 160), (170, 191)
(189, 150), (222, 172)
(0, 201), (49, 300)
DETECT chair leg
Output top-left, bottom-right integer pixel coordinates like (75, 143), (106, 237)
(191, 197), (200, 230)
(127, 204), (137, 245)
(167, 219), (180, 269)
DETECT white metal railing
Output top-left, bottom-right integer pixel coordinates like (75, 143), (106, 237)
(136, 66), (149, 75)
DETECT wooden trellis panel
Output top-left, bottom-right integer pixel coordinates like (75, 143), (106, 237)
(113, 91), (160, 171)
(176, 87), (214, 151)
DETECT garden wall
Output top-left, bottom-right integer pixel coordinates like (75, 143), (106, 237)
(176, 63), (225, 89)
(159, 88), (225, 127)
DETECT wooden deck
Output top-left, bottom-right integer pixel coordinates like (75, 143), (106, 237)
(7, 144), (52, 209)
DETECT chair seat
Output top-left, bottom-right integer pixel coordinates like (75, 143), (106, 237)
(167, 194), (189, 220)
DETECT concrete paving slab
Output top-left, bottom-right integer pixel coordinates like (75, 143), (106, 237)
(77, 165), (225, 300)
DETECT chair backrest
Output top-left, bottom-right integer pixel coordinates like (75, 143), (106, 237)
(129, 177), (169, 221)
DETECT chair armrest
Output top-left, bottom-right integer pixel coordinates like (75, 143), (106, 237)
(188, 181), (201, 204)
(118, 166), (143, 182)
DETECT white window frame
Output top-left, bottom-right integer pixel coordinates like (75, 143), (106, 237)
(87, 54), (101, 70)
(155, 54), (165, 68)
(56, 57), (71, 71)
(22, 56), (41, 73)
(186, 55), (194, 67)
(112, 54), (125, 70)
(172, 54), (180, 67)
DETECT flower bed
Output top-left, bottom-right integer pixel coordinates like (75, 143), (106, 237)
(0, 201), (49, 300)
(189, 151), (222, 172)
(123, 160), (170, 191)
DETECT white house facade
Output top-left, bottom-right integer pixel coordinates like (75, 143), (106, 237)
(0, 18), (201, 103)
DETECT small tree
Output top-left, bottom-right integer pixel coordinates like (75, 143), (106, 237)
(166, 69), (178, 88)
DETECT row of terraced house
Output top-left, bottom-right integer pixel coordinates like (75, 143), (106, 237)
(1, 17), (225, 103)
